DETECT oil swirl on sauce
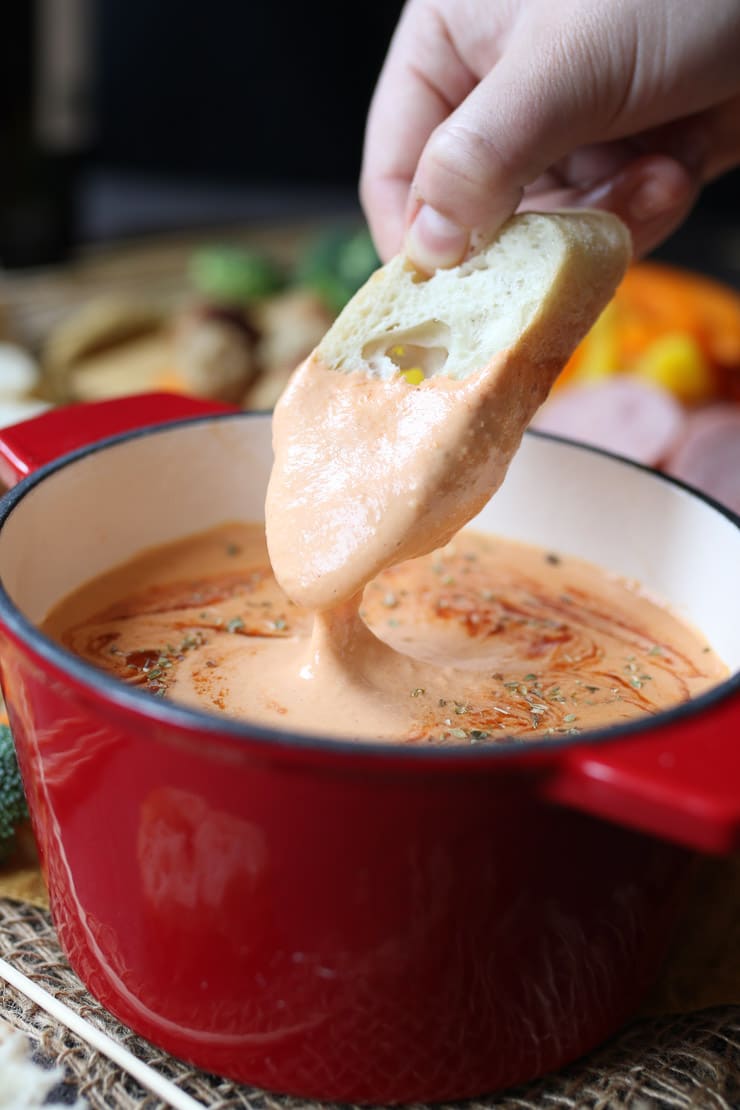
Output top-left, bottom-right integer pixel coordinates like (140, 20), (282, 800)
(44, 522), (726, 744)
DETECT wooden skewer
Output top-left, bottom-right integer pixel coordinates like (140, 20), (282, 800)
(0, 957), (205, 1110)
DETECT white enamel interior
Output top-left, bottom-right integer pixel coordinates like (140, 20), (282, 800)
(1, 415), (739, 675)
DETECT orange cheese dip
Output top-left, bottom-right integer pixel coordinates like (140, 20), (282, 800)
(44, 522), (725, 744)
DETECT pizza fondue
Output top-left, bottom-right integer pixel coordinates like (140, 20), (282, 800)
(44, 522), (725, 744)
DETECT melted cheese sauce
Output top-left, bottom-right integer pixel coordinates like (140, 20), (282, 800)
(44, 522), (726, 744)
(265, 354), (553, 610)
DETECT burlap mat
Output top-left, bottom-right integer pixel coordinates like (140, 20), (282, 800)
(1, 896), (739, 1110)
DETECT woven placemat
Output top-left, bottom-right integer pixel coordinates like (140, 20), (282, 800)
(1, 899), (739, 1110)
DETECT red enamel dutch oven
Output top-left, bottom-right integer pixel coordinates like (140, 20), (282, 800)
(0, 392), (739, 1103)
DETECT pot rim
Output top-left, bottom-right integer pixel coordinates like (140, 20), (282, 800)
(1, 408), (738, 763)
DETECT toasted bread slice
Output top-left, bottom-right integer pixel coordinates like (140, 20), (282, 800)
(267, 211), (631, 609)
(317, 211), (630, 380)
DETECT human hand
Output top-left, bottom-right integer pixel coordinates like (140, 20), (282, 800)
(361, 0), (740, 270)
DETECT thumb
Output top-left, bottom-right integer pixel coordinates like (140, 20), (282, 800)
(404, 44), (596, 271)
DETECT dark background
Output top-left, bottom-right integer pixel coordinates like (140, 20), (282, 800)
(1, 0), (738, 281)
(94, 3), (401, 184)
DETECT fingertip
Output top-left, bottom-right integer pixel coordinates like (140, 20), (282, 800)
(579, 154), (700, 257)
(404, 204), (470, 274)
(626, 158), (696, 223)
(372, 216), (406, 265)
(360, 178), (410, 263)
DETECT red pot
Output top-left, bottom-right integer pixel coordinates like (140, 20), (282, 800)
(0, 393), (738, 1103)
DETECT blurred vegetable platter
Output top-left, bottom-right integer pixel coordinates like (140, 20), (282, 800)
(0, 223), (381, 421)
(532, 261), (740, 517)
(555, 263), (740, 404)
(0, 222), (739, 505)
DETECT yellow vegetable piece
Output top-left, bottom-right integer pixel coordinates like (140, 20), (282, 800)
(572, 301), (622, 384)
(618, 262), (740, 367)
(401, 367), (425, 385)
(390, 345), (406, 357)
(154, 369), (189, 394)
(633, 332), (715, 404)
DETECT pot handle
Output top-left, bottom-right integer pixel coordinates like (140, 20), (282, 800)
(0, 393), (234, 487)
(543, 694), (740, 853)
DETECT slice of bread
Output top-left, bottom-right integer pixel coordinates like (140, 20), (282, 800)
(316, 211), (631, 382)
(267, 211), (631, 609)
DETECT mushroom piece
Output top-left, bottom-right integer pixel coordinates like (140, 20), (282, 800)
(245, 289), (332, 410)
(174, 305), (258, 403)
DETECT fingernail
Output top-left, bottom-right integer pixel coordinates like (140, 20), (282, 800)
(628, 178), (679, 222)
(405, 205), (469, 273)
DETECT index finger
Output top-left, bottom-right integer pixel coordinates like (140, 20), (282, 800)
(360, 8), (475, 260)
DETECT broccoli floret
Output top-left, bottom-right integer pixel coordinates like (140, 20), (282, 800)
(189, 245), (286, 303)
(295, 226), (380, 313)
(0, 724), (29, 861)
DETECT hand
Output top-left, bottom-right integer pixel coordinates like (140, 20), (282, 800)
(361, 0), (740, 270)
